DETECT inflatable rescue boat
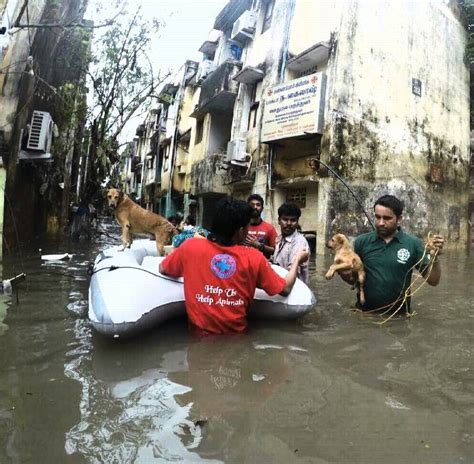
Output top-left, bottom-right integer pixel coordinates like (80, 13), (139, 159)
(88, 240), (317, 338)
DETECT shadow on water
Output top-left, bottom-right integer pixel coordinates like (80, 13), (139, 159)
(0, 223), (473, 463)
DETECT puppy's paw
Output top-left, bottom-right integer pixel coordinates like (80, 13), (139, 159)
(325, 271), (333, 280)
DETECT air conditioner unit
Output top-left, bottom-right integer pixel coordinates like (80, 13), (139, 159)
(231, 10), (257, 43)
(227, 138), (250, 165)
(196, 60), (216, 83)
(27, 111), (54, 153)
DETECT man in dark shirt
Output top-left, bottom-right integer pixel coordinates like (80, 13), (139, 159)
(342, 195), (444, 312)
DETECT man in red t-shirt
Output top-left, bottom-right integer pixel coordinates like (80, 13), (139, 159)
(243, 193), (277, 259)
(159, 197), (309, 334)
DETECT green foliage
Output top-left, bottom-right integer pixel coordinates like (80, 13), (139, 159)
(460, 0), (474, 62)
(85, 3), (165, 194)
(88, 5), (163, 144)
(56, 82), (88, 129)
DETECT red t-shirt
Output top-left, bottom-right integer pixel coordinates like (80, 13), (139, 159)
(247, 220), (277, 248)
(161, 237), (286, 334)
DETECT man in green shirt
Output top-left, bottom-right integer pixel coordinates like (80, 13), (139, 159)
(342, 195), (444, 313)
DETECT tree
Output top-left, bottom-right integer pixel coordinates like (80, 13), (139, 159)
(84, 5), (167, 199)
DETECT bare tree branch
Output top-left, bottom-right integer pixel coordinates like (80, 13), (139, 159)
(13, 0), (124, 30)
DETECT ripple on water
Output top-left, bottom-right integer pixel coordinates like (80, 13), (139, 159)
(385, 396), (411, 410)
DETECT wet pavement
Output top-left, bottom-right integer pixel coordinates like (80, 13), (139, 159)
(0, 222), (473, 463)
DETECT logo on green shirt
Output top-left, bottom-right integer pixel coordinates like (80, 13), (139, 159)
(397, 248), (410, 264)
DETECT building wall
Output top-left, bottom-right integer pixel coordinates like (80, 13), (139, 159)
(0, 0), (47, 142)
(317, 0), (469, 252)
(2, 0), (90, 248)
(131, 0), (469, 249)
(288, 0), (340, 55)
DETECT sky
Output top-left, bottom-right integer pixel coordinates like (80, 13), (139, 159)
(85, 0), (228, 142)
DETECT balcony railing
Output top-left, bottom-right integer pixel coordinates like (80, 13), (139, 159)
(191, 60), (241, 118)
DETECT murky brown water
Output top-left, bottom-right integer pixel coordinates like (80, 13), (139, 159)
(0, 223), (473, 463)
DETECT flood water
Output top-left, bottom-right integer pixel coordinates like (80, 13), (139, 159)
(0, 222), (473, 463)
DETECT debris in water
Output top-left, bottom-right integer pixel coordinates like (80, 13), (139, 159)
(41, 253), (73, 261)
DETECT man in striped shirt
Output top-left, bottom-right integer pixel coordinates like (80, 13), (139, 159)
(273, 202), (310, 284)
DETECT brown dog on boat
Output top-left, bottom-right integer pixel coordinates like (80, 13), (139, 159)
(325, 233), (366, 305)
(106, 188), (177, 255)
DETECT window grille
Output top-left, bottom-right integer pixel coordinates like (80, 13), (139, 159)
(286, 187), (307, 208)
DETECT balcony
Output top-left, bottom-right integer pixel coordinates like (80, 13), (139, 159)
(233, 65), (264, 84)
(157, 83), (178, 106)
(224, 166), (256, 187)
(214, 0), (252, 32)
(198, 29), (222, 57)
(190, 154), (229, 195)
(190, 60), (241, 118)
(287, 42), (331, 74)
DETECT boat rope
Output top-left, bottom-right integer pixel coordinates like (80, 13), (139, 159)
(89, 265), (184, 284)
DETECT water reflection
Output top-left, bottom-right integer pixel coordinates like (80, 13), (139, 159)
(0, 226), (472, 463)
(64, 323), (218, 462)
(63, 319), (312, 463)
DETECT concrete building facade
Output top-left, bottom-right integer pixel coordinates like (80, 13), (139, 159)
(0, 0), (90, 251)
(130, 0), (470, 252)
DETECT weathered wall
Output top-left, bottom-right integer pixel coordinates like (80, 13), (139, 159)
(316, 0), (469, 252)
(190, 154), (230, 195)
(157, 0), (469, 251)
(288, 0), (340, 55)
(0, 0), (47, 140)
(2, 0), (89, 249)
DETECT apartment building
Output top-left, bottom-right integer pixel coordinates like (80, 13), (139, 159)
(133, 0), (469, 251)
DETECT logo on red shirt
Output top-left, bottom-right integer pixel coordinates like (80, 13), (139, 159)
(210, 254), (236, 279)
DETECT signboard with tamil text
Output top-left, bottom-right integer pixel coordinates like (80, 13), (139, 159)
(261, 73), (326, 142)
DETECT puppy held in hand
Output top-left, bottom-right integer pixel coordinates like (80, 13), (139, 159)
(106, 188), (177, 256)
(325, 233), (366, 305)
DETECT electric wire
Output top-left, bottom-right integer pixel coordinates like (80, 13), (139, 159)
(316, 159), (375, 230)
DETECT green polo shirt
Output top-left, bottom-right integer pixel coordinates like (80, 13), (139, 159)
(354, 229), (430, 312)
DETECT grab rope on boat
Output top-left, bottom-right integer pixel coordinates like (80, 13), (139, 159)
(89, 265), (184, 284)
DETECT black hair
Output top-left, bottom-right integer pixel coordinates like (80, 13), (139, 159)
(247, 193), (264, 206)
(208, 196), (252, 246)
(185, 214), (196, 226)
(278, 202), (301, 219)
(374, 195), (404, 217)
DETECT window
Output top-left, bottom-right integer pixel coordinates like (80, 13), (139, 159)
(195, 119), (204, 145)
(286, 187), (307, 208)
(247, 84), (259, 130)
(163, 145), (170, 172)
(262, 0), (274, 34)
